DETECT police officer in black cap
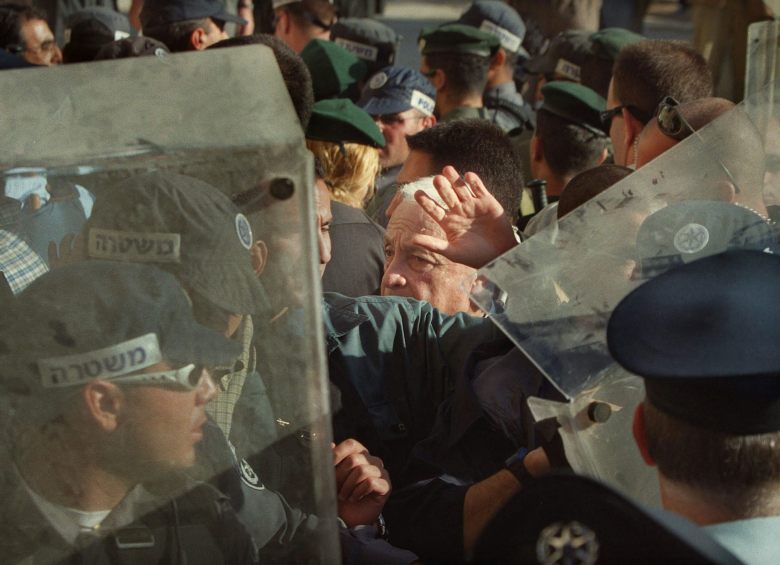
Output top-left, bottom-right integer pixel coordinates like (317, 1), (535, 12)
(141, 0), (247, 52)
(331, 17), (399, 76)
(458, 0), (535, 135)
(608, 250), (780, 564)
(0, 261), (257, 564)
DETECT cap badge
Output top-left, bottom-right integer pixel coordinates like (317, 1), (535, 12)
(480, 20), (521, 53)
(38, 333), (163, 388)
(673, 223), (709, 255)
(235, 213), (253, 250)
(369, 71), (389, 90)
(536, 521), (599, 565)
(239, 458), (265, 491)
(335, 37), (379, 62)
(555, 58), (581, 82)
(410, 89), (435, 116)
(87, 228), (181, 263)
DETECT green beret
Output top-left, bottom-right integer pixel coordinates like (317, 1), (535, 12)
(591, 27), (643, 61)
(306, 98), (385, 148)
(301, 38), (368, 101)
(540, 81), (606, 136)
(419, 23), (501, 58)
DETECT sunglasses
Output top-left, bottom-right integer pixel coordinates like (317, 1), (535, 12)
(112, 364), (207, 390)
(599, 105), (651, 132)
(656, 96), (695, 141)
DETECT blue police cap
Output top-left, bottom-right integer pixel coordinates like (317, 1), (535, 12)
(358, 65), (436, 117)
(141, 0), (247, 29)
(457, 0), (528, 58)
(608, 250), (780, 434)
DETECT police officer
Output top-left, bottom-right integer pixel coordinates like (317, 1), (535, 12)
(522, 80), (609, 235)
(357, 65), (437, 221)
(608, 250), (780, 563)
(457, 1), (536, 135)
(331, 17), (399, 76)
(418, 23), (500, 123)
(0, 261), (257, 564)
(62, 7), (134, 63)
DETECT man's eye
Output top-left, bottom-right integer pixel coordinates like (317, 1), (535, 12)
(383, 246), (394, 259)
(410, 255), (435, 269)
(321, 222), (331, 232)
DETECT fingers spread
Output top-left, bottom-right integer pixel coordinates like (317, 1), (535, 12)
(415, 191), (447, 223)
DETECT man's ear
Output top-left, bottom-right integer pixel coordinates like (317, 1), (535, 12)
(632, 402), (655, 467)
(421, 114), (437, 129)
(189, 27), (209, 50)
(596, 146), (609, 166)
(431, 68), (446, 92)
(621, 109), (644, 166)
(489, 48), (506, 73)
(714, 180), (738, 203)
(251, 240), (268, 276)
(275, 9), (290, 35)
(82, 381), (124, 433)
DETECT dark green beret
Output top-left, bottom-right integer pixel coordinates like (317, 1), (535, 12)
(306, 98), (385, 148)
(418, 23), (501, 58)
(540, 81), (606, 136)
(591, 27), (643, 61)
(301, 38), (368, 101)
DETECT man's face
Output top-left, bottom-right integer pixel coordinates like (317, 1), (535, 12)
(381, 200), (478, 315)
(200, 18), (229, 49)
(607, 79), (628, 166)
(117, 362), (216, 474)
(373, 109), (428, 169)
(315, 178), (333, 276)
(18, 18), (61, 66)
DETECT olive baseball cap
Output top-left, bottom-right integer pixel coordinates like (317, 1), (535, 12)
(539, 81), (606, 136)
(85, 172), (268, 316)
(419, 23), (501, 58)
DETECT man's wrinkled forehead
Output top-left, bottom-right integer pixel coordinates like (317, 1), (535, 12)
(386, 199), (445, 244)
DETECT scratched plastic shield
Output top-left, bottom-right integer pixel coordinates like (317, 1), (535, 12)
(0, 48), (339, 562)
(472, 85), (780, 505)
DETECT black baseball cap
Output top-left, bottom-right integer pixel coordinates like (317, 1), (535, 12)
(141, 0), (247, 29)
(609, 250), (780, 435)
(86, 172), (268, 317)
(0, 261), (241, 393)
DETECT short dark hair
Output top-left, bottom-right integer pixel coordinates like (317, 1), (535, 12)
(425, 52), (490, 100)
(557, 164), (632, 218)
(0, 2), (47, 52)
(613, 40), (712, 124)
(407, 119), (524, 220)
(143, 17), (214, 53)
(535, 109), (608, 177)
(210, 34), (314, 130)
(277, 0), (336, 32)
(643, 399), (780, 518)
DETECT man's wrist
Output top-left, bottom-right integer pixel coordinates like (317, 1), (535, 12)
(504, 447), (534, 485)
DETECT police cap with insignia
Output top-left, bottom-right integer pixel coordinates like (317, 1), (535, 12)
(457, 0), (528, 58)
(358, 65), (436, 117)
(301, 38), (368, 101)
(418, 23), (501, 58)
(141, 0), (247, 30)
(634, 201), (779, 280)
(608, 250), (780, 435)
(0, 261), (241, 394)
(306, 98), (385, 148)
(86, 171), (268, 317)
(540, 81), (606, 137)
(63, 7), (134, 63)
(330, 18), (399, 75)
(525, 30), (593, 82)
(473, 473), (743, 564)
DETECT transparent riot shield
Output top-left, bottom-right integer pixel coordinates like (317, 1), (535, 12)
(0, 48), (340, 563)
(472, 86), (780, 506)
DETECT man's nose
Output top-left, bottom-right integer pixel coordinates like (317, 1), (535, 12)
(381, 262), (407, 289)
(197, 369), (218, 404)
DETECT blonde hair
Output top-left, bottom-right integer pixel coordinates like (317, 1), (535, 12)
(306, 139), (380, 208)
